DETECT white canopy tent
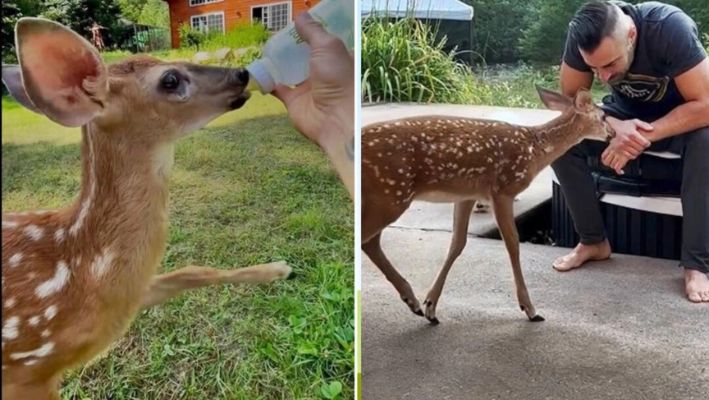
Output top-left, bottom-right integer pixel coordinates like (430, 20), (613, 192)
(360, 0), (474, 21)
(361, 0), (476, 64)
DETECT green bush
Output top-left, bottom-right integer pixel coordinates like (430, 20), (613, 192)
(362, 16), (476, 103)
(200, 23), (269, 51)
(178, 23), (206, 49)
(179, 22), (268, 52)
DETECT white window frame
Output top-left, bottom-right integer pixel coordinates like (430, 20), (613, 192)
(190, 11), (226, 34)
(250, 1), (292, 32)
(189, 0), (223, 7)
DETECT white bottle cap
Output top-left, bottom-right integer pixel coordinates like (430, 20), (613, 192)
(246, 59), (275, 94)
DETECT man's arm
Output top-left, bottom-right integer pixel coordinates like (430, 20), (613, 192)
(645, 57), (709, 142)
(560, 61), (594, 97)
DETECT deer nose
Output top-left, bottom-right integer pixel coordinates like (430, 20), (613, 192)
(236, 69), (249, 86)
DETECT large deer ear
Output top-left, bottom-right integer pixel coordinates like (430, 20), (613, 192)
(2, 64), (41, 114)
(13, 17), (108, 127)
(536, 85), (572, 112)
(573, 88), (595, 112)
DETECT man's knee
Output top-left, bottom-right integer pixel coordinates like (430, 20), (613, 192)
(684, 127), (709, 152)
(682, 127), (709, 166)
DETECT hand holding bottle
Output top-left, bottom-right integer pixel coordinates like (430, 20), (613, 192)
(273, 12), (354, 199)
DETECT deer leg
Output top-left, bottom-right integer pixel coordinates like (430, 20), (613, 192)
(141, 261), (292, 309)
(362, 233), (423, 317)
(491, 195), (544, 322)
(422, 200), (475, 324)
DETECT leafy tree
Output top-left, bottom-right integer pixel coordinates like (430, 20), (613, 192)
(41, 0), (129, 49)
(466, 0), (532, 64)
(518, 0), (585, 64)
(138, 0), (169, 28)
(2, 1), (22, 63)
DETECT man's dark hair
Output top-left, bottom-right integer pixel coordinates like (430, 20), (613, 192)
(568, 1), (619, 52)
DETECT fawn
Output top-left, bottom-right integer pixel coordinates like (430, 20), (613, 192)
(361, 86), (614, 324)
(1, 18), (292, 398)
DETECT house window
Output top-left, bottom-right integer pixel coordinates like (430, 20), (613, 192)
(189, 0), (222, 6)
(252, 2), (291, 31)
(191, 12), (225, 33)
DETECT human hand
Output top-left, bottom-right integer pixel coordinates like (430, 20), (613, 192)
(601, 117), (653, 174)
(272, 12), (354, 198)
(272, 12), (354, 154)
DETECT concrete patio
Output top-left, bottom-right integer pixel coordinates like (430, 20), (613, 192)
(361, 104), (708, 400)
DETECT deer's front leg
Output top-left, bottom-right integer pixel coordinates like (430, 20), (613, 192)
(141, 261), (292, 309)
(491, 195), (544, 322)
(423, 200), (475, 325)
(363, 233), (424, 317)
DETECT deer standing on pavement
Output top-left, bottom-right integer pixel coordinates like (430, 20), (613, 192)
(1, 18), (292, 399)
(361, 87), (614, 324)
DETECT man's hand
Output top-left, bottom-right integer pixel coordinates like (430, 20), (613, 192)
(601, 117), (653, 174)
(272, 12), (354, 153)
(272, 12), (354, 199)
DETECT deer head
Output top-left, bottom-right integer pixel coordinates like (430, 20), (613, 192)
(536, 86), (615, 143)
(2, 17), (250, 142)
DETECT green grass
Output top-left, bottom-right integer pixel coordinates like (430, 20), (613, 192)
(2, 94), (354, 400)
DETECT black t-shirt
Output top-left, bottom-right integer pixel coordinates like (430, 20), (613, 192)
(563, 1), (707, 120)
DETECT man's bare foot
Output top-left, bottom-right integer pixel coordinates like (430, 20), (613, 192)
(553, 240), (611, 271)
(684, 268), (709, 303)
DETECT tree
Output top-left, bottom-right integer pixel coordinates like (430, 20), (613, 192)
(518, 0), (585, 64)
(117, 0), (144, 23)
(41, 0), (128, 49)
(2, 1), (22, 63)
(138, 0), (169, 28)
(465, 0), (532, 64)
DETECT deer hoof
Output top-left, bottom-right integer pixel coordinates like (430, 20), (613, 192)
(427, 316), (440, 325)
(529, 314), (545, 322)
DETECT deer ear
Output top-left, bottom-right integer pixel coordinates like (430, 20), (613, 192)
(15, 17), (108, 127)
(573, 88), (595, 112)
(536, 85), (572, 112)
(2, 64), (42, 114)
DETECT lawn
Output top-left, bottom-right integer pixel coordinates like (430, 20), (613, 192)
(2, 92), (354, 399)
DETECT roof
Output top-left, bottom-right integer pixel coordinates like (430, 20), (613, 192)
(360, 0), (474, 21)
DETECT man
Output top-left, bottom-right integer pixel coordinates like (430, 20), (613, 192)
(553, 0), (709, 302)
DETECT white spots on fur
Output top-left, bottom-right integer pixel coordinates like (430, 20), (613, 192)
(70, 128), (97, 236)
(2, 316), (20, 340)
(9, 341), (54, 360)
(28, 316), (40, 327)
(90, 248), (115, 279)
(23, 225), (44, 241)
(54, 228), (65, 244)
(24, 359), (39, 366)
(35, 261), (70, 299)
(9, 253), (23, 268)
(41, 329), (51, 338)
(44, 305), (57, 321)
(70, 198), (91, 236)
(4, 297), (16, 309)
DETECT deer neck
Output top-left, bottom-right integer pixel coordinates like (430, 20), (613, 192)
(67, 124), (173, 299)
(530, 110), (585, 166)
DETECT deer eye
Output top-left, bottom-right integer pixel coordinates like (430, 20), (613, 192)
(160, 71), (181, 91)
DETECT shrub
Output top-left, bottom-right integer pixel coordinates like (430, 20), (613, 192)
(362, 16), (476, 104)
